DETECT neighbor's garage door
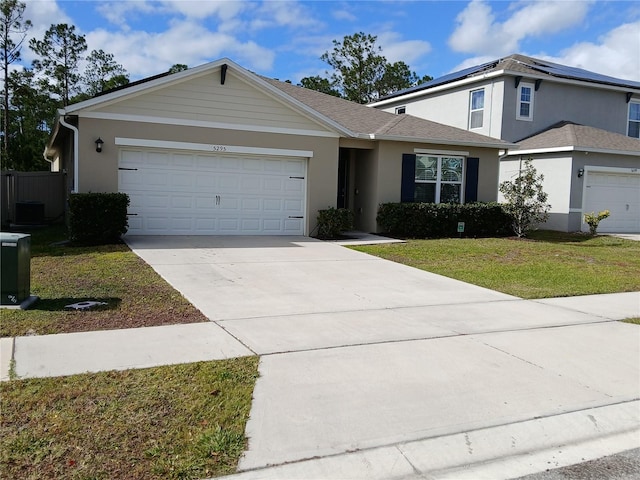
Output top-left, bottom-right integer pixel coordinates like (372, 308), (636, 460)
(118, 148), (306, 235)
(583, 171), (640, 233)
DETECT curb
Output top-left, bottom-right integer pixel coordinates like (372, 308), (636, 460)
(215, 400), (640, 480)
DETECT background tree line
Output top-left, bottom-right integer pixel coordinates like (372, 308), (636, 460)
(1, 0), (130, 171)
(1, 0), (431, 172)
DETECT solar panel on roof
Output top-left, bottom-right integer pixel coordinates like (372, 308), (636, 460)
(527, 60), (640, 89)
(377, 59), (499, 101)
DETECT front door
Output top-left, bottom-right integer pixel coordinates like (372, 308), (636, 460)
(337, 149), (350, 209)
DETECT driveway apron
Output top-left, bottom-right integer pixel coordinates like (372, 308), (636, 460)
(126, 236), (640, 473)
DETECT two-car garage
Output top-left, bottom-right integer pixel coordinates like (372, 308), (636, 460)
(118, 143), (308, 236)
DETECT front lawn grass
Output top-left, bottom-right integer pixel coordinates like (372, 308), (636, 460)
(1, 225), (208, 337)
(0, 357), (259, 480)
(351, 231), (640, 299)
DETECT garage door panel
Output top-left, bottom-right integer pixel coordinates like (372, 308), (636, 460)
(242, 176), (262, 190)
(120, 148), (306, 235)
(146, 152), (171, 166)
(284, 199), (304, 212)
(284, 218), (303, 233)
(264, 160), (283, 172)
(284, 160), (305, 174)
(241, 198), (261, 211)
(264, 199), (282, 211)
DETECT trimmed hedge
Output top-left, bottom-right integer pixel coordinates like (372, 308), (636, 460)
(315, 207), (354, 239)
(68, 193), (130, 245)
(377, 202), (513, 239)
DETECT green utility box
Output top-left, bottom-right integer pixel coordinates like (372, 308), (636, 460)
(1, 232), (31, 305)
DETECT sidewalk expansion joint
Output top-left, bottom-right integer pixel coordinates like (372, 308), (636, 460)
(255, 319), (617, 358)
(213, 321), (258, 356)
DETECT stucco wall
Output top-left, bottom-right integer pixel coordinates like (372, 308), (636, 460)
(499, 156), (573, 231)
(501, 81), (633, 142)
(75, 117), (339, 235)
(500, 152), (640, 232)
(377, 80), (505, 139)
(372, 142), (502, 232)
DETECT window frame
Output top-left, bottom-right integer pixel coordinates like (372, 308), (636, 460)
(468, 89), (484, 129)
(516, 82), (534, 121)
(628, 100), (640, 138)
(414, 154), (465, 204)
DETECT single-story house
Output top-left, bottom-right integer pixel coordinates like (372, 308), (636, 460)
(44, 58), (513, 236)
(500, 122), (640, 233)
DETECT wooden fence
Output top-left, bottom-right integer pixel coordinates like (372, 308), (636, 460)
(1, 171), (67, 227)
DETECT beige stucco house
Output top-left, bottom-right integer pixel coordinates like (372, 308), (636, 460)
(44, 58), (512, 236)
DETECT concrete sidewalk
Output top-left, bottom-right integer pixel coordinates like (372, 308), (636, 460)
(1, 292), (638, 380)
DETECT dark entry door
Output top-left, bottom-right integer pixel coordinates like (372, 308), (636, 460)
(337, 149), (349, 209)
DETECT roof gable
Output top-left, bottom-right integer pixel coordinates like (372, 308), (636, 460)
(64, 60), (337, 135)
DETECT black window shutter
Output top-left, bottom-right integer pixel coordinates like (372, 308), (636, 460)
(465, 157), (479, 203)
(401, 154), (416, 203)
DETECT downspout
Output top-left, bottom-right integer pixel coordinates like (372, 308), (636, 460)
(58, 112), (79, 193)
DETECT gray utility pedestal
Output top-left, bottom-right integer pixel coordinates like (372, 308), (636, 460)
(1, 232), (31, 306)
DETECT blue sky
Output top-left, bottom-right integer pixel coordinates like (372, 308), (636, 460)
(20, 0), (640, 84)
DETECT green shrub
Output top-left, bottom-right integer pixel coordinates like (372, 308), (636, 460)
(376, 202), (513, 238)
(315, 207), (354, 239)
(584, 210), (610, 235)
(68, 193), (130, 245)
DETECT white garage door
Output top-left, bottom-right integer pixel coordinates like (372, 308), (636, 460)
(583, 171), (640, 233)
(119, 148), (306, 235)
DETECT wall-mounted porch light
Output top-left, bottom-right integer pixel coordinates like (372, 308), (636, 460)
(95, 137), (104, 153)
(577, 168), (584, 178)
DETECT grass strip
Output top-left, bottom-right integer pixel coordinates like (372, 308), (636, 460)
(351, 232), (640, 299)
(0, 357), (258, 479)
(1, 225), (208, 337)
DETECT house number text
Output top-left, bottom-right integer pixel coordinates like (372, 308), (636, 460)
(211, 144), (227, 152)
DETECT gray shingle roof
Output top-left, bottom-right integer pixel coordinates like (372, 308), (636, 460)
(261, 77), (511, 147)
(513, 121), (640, 153)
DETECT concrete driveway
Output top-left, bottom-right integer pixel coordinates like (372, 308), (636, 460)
(126, 236), (640, 478)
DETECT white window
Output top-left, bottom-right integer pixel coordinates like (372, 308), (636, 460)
(517, 83), (534, 121)
(469, 89), (484, 129)
(395, 106), (406, 114)
(414, 155), (464, 204)
(628, 101), (640, 138)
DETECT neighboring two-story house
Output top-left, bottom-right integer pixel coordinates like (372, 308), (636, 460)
(370, 54), (640, 233)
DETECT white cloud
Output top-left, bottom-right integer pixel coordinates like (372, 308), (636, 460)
(249, 1), (320, 31)
(448, 0), (592, 56)
(160, 0), (247, 20)
(332, 9), (356, 22)
(96, 1), (247, 32)
(450, 55), (496, 73)
(95, 1), (158, 31)
(450, 20), (640, 82)
(541, 21), (640, 81)
(86, 20), (276, 79)
(378, 32), (431, 65)
(22, 0), (72, 63)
